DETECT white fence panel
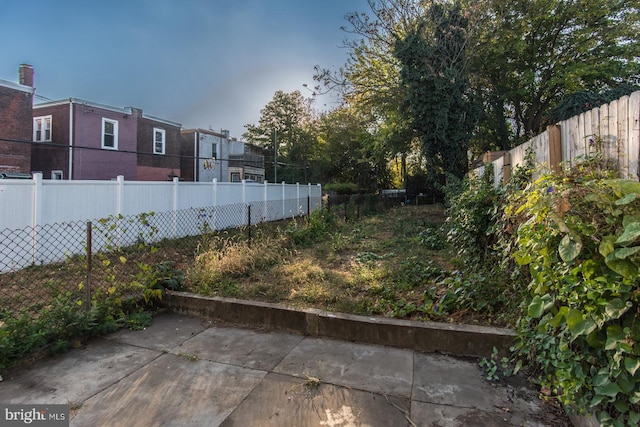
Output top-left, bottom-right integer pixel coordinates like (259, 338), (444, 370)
(175, 182), (213, 210)
(121, 181), (174, 216)
(0, 177), (322, 272)
(0, 180), (33, 230)
(40, 180), (118, 225)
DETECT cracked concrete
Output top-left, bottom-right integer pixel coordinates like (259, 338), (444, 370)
(0, 312), (569, 426)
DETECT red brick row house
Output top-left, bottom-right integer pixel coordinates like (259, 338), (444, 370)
(31, 99), (181, 180)
(0, 64), (264, 182)
(0, 64), (34, 175)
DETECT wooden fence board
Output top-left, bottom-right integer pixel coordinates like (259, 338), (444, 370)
(474, 91), (640, 186)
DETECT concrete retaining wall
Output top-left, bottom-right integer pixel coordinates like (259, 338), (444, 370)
(164, 291), (516, 359)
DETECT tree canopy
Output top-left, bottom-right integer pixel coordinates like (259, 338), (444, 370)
(246, 0), (640, 188)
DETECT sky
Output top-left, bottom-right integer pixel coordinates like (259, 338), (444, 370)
(0, 0), (371, 138)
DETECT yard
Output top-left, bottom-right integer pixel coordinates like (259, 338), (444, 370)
(184, 203), (518, 328)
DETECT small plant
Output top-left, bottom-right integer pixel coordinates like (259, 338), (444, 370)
(479, 346), (519, 382)
(178, 352), (199, 362)
(303, 375), (321, 389)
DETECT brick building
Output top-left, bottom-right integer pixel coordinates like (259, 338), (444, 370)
(0, 64), (34, 174)
(32, 99), (182, 180)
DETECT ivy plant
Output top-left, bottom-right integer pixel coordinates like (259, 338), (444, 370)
(506, 158), (640, 425)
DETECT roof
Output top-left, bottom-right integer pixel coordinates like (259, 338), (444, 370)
(34, 97), (134, 115)
(34, 98), (181, 127)
(0, 78), (34, 94)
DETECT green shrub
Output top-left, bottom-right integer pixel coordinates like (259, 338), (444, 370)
(506, 161), (640, 425)
(285, 209), (337, 246)
(444, 166), (502, 267)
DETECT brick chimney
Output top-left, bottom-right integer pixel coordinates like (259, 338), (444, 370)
(18, 64), (34, 87)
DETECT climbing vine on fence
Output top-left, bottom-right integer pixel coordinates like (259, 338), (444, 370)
(505, 156), (640, 425)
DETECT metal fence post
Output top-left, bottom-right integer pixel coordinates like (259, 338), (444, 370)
(86, 221), (92, 310)
(247, 204), (252, 246)
(307, 195), (310, 217)
(344, 198), (348, 221)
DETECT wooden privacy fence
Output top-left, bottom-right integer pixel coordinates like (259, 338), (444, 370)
(474, 91), (640, 186)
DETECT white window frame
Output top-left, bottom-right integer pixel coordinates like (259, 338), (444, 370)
(153, 127), (166, 155)
(101, 118), (118, 150)
(51, 170), (63, 180)
(33, 115), (52, 142)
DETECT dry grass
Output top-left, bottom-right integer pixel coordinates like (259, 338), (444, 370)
(183, 204), (499, 324)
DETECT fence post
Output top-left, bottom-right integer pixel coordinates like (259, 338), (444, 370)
(548, 125), (563, 174)
(31, 173), (43, 265)
(86, 221), (92, 310)
(344, 197), (348, 221)
(264, 181), (268, 222)
(116, 175), (125, 216)
(503, 152), (512, 182)
(247, 204), (252, 246)
(172, 176), (179, 238)
(307, 195), (310, 218)
(282, 181), (286, 220)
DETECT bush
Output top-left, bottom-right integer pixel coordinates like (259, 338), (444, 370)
(506, 160), (640, 425)
(444, 165), (502, 267)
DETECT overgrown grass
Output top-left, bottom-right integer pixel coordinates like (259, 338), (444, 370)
(185, 204), (518, 327)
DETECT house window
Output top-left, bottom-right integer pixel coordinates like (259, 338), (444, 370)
(51, 170), (63, 180)
(230, 172), (241, 182)
(153, 128), (166, 155)
(33, 116), (52, 142)
(211, 142), (218, 158)
(102, 118), (118, 150)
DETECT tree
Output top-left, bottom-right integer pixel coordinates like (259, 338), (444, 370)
(315, 107), (390, 192)
(243, 90), (317, 183)
(472, 0), (640, 142)
(395, 2), (479, 180)
(313, 0), (426, 189)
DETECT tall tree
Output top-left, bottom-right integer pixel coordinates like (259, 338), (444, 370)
(314, 0), (424, 187)
(395, 2), (479, 179)
(316, 107), (390, 191)
(244, 90), (317, 183)
(472, 0), (640, 142)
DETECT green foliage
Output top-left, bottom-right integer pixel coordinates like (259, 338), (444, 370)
(549, 85), (640, 124)
(444, 165), (502, 266)
(324, 182), (359, 195)
(480, 346), (520, 381)
(473, 0), (640, 143)
(0, 285), (156, 373)
(395, 3), (479, 180)
(243, 90), (317, 184)
(285, 209), (338, 246)
(0, 212), (179, 373)
(506, 162), (640, 424)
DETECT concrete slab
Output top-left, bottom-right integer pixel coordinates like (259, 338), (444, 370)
(412, 352), (558, 426)
(0, 339), (161, 405)
(411, 401), (515, 427)
(72, 353), (266, 427)
(273, 337), (414, 398)
(172, 326), (304, 371)
(412, 352), (500, 411)
(104, 312), (207, 352)
(221, 372), (412, 427)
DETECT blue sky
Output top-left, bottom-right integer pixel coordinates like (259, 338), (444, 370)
(0, 0), (370, 138)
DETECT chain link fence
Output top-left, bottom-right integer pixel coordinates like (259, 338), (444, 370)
(0, 197), (322, 318)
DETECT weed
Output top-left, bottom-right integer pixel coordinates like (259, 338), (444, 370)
(303, 375), (321, 389)
(178, 352), (199, 362)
